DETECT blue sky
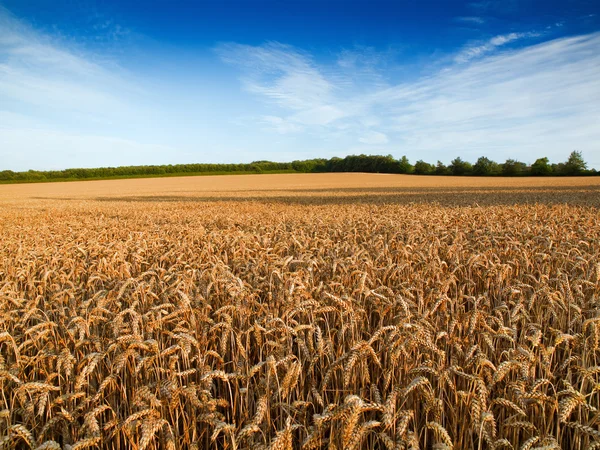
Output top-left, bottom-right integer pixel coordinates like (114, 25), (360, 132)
(1, 0), (599, 171)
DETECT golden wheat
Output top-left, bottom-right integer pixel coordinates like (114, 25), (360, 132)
(0, 175), (599, 449)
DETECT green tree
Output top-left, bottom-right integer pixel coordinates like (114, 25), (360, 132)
(473, 157), (501, 176)
(435, 161), (449, 175)
(0, 170), (15, 181)
(530, 157), (552, 176)
(502, 159), (527, 176)
(397, 156), (413, 174)
(563, 150), (587, 175)
(449, 157), (473, 176)
(414, 160), (435, 175)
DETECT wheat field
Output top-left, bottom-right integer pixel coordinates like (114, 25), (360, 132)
(1, 174), (599, 449)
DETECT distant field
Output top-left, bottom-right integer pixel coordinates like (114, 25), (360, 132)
(1, 173), (599, 449)
(1, 172), (600, 206)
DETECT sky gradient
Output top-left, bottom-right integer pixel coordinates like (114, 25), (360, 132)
(1, 0), (599, 171)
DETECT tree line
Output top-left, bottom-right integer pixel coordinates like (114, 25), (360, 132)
(0, 151), (595, 183)
(412, 151), (593, 176)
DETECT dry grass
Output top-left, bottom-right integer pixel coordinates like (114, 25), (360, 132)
(0, 174), (599, 449)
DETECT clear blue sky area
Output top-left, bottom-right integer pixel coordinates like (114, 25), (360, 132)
(1, 0), (599, 170)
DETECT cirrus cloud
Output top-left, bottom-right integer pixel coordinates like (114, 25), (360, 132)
(218, 32), (600, 168)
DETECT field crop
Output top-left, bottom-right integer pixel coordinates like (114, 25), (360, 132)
(0, 174), (599, 449)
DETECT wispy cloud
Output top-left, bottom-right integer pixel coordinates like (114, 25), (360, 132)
(261, 115), (304, 134)
(220, 32), (600, 167)
(455, 16), (486, 25)
(374, 33), (600, 165)
(216, 42), (335, 111)
(0, 8), (183, 170)
(2, 5), (599, 171)
(0, 9), (137, 116)
(454, 32), (540, 63)
(216, 41), (361, 137)
(359, 131), (389, 145)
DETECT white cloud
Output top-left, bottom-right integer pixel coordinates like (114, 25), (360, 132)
(220, 33), (600, 168)
(0, 8), (184, 171)
(0, 10), (142, 118)
(261, 115), (304, 134)
(455, 16), (485, 25)
(489, 33), (521, 46)
(216, 42), (335, 111)
(2, 5), (599, 171)
(216, 42), (357, 132)
(359, 131), (389, 145)
(454, 32), (539, 63)
(291, 105), (347, 126)
(381, 33), (600, 166)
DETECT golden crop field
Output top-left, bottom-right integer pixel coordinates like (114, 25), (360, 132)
(1, 174), (600, 450)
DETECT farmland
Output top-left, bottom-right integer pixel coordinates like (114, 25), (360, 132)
(1, 173), (600, 449)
